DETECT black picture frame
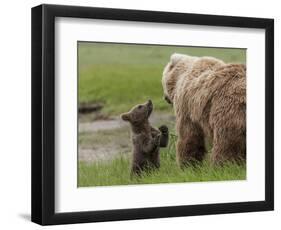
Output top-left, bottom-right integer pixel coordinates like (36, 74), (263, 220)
(31, 4), (274, 225)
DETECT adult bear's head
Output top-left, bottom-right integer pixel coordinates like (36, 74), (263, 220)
(161, 53), (225, 105)
(161, 53), (198, 105)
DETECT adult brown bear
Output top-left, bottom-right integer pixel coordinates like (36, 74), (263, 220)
(162, 53), (246, 167)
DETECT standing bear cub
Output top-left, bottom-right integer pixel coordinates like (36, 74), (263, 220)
(121, 100), (169, 176)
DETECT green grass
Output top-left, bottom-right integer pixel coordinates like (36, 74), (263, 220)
(78, 135), (246, 187)
(78, 153), (246, 187)
(78, 42), (246, 116)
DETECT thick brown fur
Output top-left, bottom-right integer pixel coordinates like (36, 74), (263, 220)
(121, 100), (169, 175)
(162, 53), (246, 167)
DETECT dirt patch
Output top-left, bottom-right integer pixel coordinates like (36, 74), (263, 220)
(79, 148), (129, 162)
(79, 119), (125, 133)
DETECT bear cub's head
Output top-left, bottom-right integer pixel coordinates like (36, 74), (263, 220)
(121, 100), (153, 125)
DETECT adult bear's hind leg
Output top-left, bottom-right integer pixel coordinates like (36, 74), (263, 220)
(176, 120), (206, 168)
(211, 127), (246, 165)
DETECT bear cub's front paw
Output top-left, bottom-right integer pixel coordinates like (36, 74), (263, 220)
(159, 125), (169, 134)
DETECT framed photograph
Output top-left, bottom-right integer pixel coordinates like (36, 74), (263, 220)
(31, 4), (274, 225)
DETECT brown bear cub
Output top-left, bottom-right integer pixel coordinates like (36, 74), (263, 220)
(121, 100), (169, 176)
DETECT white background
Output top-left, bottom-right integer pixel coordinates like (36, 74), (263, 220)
(0, 0), (279, 229)
(55, 18), (265, 212)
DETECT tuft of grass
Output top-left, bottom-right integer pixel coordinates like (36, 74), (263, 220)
(78, 134), (246, 187)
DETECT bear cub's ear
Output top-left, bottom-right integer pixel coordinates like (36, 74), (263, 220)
(121, 113), (131, 122)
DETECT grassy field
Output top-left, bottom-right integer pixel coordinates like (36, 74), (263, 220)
(78, 42), (246, 116)
(78, 42), (246, 187)
(78, 137), (246, 187)
(79, 156), (246, 187)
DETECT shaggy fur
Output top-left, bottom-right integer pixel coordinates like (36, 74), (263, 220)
(121, 100), (169, 175)
(162, 53), (246, 166)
